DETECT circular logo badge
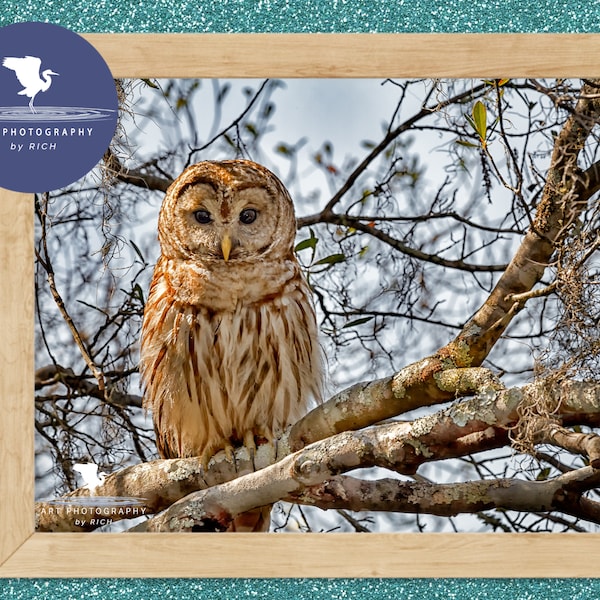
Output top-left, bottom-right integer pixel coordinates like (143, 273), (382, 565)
(0, 22), (118, 193)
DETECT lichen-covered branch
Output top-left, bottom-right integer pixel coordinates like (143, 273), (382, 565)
(537, 423), (600, 468)
(289, 467), (600, 523)
(35, 440), (283, 532)
(289, 366), (504, 449)
(37, 378), (600, 532)
(290, 81), (600, 449)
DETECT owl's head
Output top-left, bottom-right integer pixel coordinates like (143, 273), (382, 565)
(158, 160), (297, 264)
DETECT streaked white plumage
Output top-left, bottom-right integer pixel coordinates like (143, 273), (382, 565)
(139, 160), (324, 531)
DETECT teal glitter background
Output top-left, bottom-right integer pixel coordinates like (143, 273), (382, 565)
(2, 0), (600, 598)
(1, 0), (599, 32)
(3, 578), (600, 599)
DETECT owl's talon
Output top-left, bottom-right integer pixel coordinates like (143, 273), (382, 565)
(224, 443), (235, 464)
(243, 431), (257, 470)
(243, 431), (256, 453)
(200, 451), (211, 472)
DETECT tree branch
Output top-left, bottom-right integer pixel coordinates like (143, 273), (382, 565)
(35, 196), (107, 396)
(307, 214), (509, 272)
(537, 423), (600, 468)
(289, 467), (600, 523)
(291, 81), (600, 448)
(319, 83), (487, 216)
(35, 364), (143, 409)
(103, 148), (172, 192)
(37, 379), (600, 532)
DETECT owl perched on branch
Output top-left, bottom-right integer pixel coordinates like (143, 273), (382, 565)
(139, 160), (324, 531)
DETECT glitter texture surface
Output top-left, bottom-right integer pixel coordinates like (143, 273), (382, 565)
(3, 578), (600, 598)
(0, 0), (599, 32)
(2, 1), (599, 599)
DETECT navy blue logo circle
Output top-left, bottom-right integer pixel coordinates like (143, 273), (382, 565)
(0, 22), (118, 193)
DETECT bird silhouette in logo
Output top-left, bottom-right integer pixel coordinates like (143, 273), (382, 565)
(73, 462), (107, 495)
(2, 56), (59, 113)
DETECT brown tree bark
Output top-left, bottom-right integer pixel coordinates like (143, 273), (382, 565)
(36, 379), (600, 532)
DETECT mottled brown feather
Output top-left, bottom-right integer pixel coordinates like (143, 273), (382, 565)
(139, 160), (324, 531)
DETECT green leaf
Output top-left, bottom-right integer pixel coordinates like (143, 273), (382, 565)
(224, 134), (237, 148)
(342, 316), (374, 329)
(262, 102), (274, 119)
(216, 83), (231, 103)
(245, 123), (258, 138)
(295, 236), (318, 252)
(276, 144), (292, 156)
(314, 253), (346, 266)
(482, 78), (509, 87)
(141, 78), (160, 89)
(536, 467), (551, 481)
(456, 139), (480, 148)
(129, 239), (145, 263)
(472, 101), (487, 144)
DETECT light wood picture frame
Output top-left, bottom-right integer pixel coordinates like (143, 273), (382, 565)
(1, 33), (599, 578)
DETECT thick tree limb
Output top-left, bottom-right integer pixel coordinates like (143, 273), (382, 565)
(289, 366), (505, 450)
(35, 440), (283, 532)
(37, 379), (600, 532)
(289, 467), (600, 523)
(537, 423), (600, 468)
(138, 423), (600, 532)
(290, 81), (600, 449)
(579, 160), (600, 203)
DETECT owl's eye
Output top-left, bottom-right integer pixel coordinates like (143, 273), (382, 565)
(194, 210), (212, 224)
(239, 208), (258, 224)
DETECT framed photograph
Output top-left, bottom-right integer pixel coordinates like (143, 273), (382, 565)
(1, 33), (600, 577)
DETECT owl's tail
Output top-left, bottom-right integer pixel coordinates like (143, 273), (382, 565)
(227, 505), (271, 532)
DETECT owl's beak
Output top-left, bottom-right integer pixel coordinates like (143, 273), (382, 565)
(221, 234), (232, 262)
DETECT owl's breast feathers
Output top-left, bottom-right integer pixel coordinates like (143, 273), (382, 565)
(139, 254), (324, 464)
(162, 254), (301, 312)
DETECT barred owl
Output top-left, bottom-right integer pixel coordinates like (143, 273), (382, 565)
(139, 159), (323, 531)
